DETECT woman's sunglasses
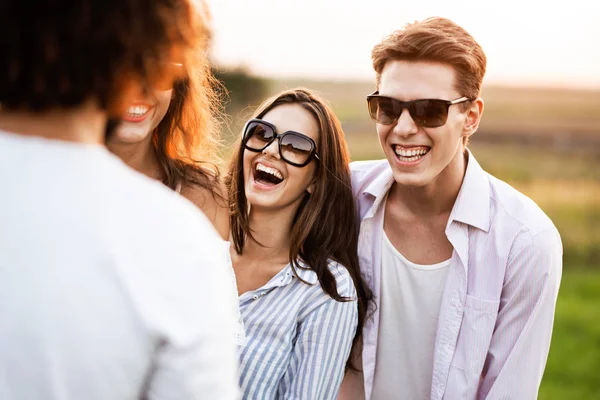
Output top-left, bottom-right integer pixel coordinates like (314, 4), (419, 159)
(153, 62), (184, 91)
(242, 119), (320, 167)
(366, 91), (471, 128)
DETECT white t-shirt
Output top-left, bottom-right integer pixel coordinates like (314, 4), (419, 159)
(0, 131), (240, 400)
(371, 230), (450, 400)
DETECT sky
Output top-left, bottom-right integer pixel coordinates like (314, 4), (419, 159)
(205, 0), (600, 89)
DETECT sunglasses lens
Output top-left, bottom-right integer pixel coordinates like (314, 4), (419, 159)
(411, 100), (449, 128)
(368, 97), (401, 125)
(153, 63), (184, 91)
(280, 133), (314, 165)
(244, 122), (275, 150)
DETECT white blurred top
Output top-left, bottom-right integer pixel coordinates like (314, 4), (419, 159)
(0, 131), (240, 400)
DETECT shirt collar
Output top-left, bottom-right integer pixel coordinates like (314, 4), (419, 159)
(360, 164), (395, 219)
(261, 261), (318, 290)
(292, 261), (319, 285)
(447, 149), (491, 233)
(360, 150), (490, 232)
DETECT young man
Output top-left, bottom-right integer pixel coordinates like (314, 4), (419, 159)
(340, 17), (562, 400)
(0, 1), (239, 399)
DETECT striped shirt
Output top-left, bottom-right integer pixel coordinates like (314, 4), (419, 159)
(340, 150), (562, 400)
(238, 260), (358, 400)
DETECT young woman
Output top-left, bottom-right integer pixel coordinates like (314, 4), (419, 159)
(105, 13), (245, 345)
(227, 88), (371, 399)
(105, 45), (228, 238)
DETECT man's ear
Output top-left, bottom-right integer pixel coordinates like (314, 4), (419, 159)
(463, 97), (484, 139)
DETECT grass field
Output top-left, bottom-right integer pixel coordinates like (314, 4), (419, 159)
(539, 269), (600, 399)
(220, 77), (600, 398)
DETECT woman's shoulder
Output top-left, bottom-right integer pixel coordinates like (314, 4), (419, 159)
(293, 260), (357, 323)
(295, 259), (357, 299)
(180, 178), (229, 240)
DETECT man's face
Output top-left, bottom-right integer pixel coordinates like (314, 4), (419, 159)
(376, 60), (473, 188)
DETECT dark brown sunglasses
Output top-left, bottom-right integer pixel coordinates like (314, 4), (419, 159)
(366, 91), (471, 128)
(242, 119), (319, 167)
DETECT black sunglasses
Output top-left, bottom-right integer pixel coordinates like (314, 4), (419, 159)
(242, 119), (320, 167)
(366, 91), (471, 128)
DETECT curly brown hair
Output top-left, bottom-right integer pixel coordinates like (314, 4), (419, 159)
(153, 63), (224, 193)
(0, 0), (205, 115)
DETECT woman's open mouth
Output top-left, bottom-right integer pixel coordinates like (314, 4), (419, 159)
(123, 105), (154, 122)
(253, 162), (284, 188)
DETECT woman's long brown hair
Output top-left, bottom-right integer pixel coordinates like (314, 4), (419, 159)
(153, 65), (223, 193)
(226, 88), (372, 371)
(153, 1), (224, 196)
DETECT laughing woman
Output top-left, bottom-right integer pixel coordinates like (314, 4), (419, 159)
(105, 51), (228, 238)
(226, 88), (371, 399)
(105, 26), (246, 345)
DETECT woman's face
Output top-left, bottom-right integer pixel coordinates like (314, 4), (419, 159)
(243, 104), (319, 213)
(112, 89), (173, 144)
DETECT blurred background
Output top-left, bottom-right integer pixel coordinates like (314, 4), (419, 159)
(206, 1), (599, 398)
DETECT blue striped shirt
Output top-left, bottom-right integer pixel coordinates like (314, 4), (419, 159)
(237, 260), (358, 400)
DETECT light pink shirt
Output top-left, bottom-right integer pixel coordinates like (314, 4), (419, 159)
(342, 151), (562, 400)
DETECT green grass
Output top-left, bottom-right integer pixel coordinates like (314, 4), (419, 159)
(539, 268), (600, 399)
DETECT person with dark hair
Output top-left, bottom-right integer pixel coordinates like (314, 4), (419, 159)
(226, 88), (372, 399)
(339, 17), (562, 400)
(0, 1), (240, 399)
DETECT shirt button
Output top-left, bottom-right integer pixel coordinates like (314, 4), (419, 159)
(253, 295), (258, 300)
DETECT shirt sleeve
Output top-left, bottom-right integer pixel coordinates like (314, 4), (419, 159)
(478, 227), (563, 399)
(279, 269), (359, 400)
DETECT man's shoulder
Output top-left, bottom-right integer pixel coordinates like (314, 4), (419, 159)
(350, 159), (390, 177)
(349, 159), (391, 194)
(70, 156), (221, 262)
(108, 163), (216, 230)
(126, 180), (221, 256)
(486, 172), (558, 239)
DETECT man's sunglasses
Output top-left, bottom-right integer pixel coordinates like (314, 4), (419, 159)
(366, 91), (471, 128)
(242, 119), (320, 167)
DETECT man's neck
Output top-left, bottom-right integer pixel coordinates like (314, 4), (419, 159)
(0, 100), (107, 145)
(389, 149), (468, 218)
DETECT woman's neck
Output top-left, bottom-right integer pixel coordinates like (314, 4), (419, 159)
(107, 134), (164, 181)
(241, 207), (296, 264)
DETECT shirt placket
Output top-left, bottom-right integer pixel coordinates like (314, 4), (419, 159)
(239, 266), (295, 306)
(430, 222), (469, 400)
